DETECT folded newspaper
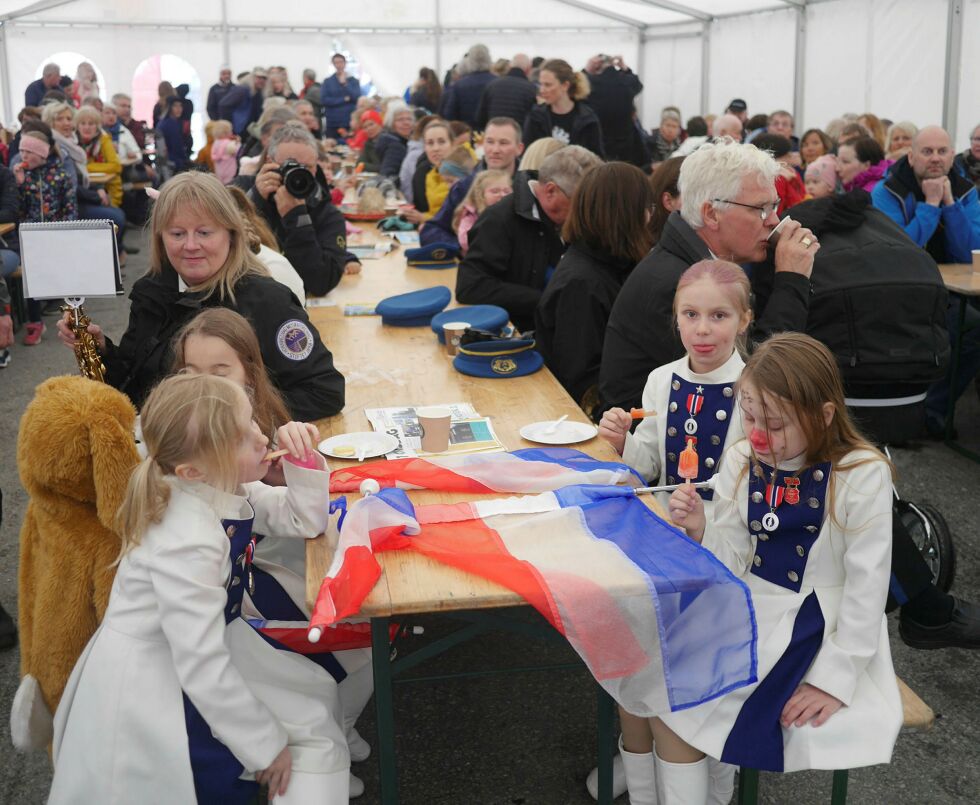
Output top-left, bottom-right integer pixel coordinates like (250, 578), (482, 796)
(365, 403), (503, 459)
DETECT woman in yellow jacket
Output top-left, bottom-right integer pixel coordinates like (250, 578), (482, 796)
(76, 106), (123, 207)
(402, 120), (474, 224)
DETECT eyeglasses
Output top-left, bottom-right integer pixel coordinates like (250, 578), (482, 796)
(713, 198), (780, 221)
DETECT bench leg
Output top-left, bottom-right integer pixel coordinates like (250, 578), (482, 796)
(831, 769), (848, 804)
(737, 767), (759, 805)
(596, 686), (616, 805)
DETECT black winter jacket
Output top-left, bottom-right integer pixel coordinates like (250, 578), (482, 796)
(249, 173), (349, 297)
(598, 212), (810, 413)
(523, 102), (604, 158)
(375, 131), (408, 180)
(585, 67), (645, 166)
(535, 241), (633, 406)
(102, 266), (345, 419)
(456, 171), (565, 331)
(439, 71), (496, 129)
(475, 69), (538, 131)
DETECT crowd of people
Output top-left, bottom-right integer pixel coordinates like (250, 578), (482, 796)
(1, 41), (979, 805)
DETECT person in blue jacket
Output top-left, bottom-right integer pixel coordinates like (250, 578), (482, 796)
(872, 125), (980, 264)
(321, 54), (361, 140)
(872, 125), (980, 436)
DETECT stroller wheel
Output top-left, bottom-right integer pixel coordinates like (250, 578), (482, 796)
(897, 500), (956, 593)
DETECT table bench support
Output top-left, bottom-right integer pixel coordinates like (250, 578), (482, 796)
(371, 616), (400, 805)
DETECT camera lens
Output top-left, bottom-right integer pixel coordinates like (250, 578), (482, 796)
(283, 165), (316, 199)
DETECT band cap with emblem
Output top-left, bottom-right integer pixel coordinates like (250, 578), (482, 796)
(452, 338), (543, 379)
(375, 285), (452, 326)
(405, 242), (461, 269)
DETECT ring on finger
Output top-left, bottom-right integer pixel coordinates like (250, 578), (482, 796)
(801, 236), (813, 248)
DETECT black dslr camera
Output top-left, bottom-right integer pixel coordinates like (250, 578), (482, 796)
(277, 159), (317, 200)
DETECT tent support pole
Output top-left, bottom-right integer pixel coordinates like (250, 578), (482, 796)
(699, 20), (710, 114)
(220, 0), (230, 67)
(793, 4), (806, 127)
(636, 26), (647, 125)
(434, 0), (442, 78)
(0, 24), (11, 125)
(942, 0), (962, 136)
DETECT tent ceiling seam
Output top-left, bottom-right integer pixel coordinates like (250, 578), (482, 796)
(5, 20), (635, 34)
(617, 0), (712, 22)
(552, 0), (646, 28)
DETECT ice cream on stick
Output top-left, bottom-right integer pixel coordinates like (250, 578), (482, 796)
(263, 448), (290, 462)
(678, 437), (699, 484)
(630, 407), (656, 419)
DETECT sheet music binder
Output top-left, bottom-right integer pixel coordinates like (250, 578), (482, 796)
(18, 219), (124, 299)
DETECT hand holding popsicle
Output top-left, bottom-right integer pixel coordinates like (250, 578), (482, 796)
(629, 408), (657, 419)
(678, 436), (699, 484)
(598, 407), (633, 456)
(669, 482), (705, 541)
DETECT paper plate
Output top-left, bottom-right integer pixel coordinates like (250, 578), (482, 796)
(519, 420), (598, 446)
(319, 432), (399, 460)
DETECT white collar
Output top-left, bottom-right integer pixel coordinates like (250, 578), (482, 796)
(676, 349), (744, 384)
(170, 477), (252, 519)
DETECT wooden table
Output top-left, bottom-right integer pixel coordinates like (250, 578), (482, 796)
(938, 264), (980, 457)
(305, 228), (655, 803)
(0, 222), (13, 236)
(87, 171), (113, 186)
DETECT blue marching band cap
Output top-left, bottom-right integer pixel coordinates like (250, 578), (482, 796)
(430, 305), (510, 344)
(375, 286), (452, 326)
(453, 338), (544, 379)
(405, 242), (460, 269)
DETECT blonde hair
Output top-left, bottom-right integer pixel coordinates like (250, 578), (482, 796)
(452, 169), (511, 232)
(211, 119), (233, 139)
(40, 101), (75, 127)
(540, 58), (590, 101)
(518, 137), (564, 171)
(149, 172), (268, 302)
(116, 374), (251, 557)
(75, 106), (101, 127)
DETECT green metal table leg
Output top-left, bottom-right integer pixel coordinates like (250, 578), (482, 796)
(737, 767), (759, 805)
(371, 617), (399, 804)
(830, 769), (849, 804)
(596, 686), (615, 805)
(944, 294), (967, 442)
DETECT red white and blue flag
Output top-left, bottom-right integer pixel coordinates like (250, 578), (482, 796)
(311, 449), (757, 715)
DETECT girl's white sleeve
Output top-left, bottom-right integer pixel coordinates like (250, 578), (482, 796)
(149, 523), (286, 770)
(802, 458), (893, 706)
(247, 459), (331, 538)
(700, 446), (753, 576)
(622, 370), (663, 484)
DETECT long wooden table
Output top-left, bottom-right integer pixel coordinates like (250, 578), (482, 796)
(938, 263), (980, 459)
(304, 228), (653, 803)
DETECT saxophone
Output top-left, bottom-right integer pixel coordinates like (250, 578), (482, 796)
(62, 304), (106, 382)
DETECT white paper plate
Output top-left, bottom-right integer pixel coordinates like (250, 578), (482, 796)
(319, 432), (399, 460)
(520, 420), (598, 445)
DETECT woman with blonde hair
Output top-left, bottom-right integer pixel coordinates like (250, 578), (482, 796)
(76, 105), (122, 206)
(858, 113), (887, 149)
(886, 120), (918, 162)
(56, 171), (344, 419)
(523, 58), (604, 157)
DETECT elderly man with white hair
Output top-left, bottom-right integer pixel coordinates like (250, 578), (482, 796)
(600, 138), (817, 414)
(439, 44), (496, 129)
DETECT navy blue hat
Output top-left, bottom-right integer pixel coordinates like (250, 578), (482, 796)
(405, 242), (460, 269)
(430, 305), (509, 344)
(376, 286), (452, 326)
(453, 338), (544, 378)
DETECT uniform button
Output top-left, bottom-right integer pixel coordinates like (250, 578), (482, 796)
(711, 435), (721, 446)
(787, 571), (799, 583)
(231, 576), (241, 587)
(236, 552), (245, 565)
(705, 457), (715, 469)
(723, 386), (733, 398)
(667, 476), (675, 484)
(667, 426), (677, 437)
(669, 401), (678, 413)
(750, 519), (762, 531)
(806, 525), (818, 533)
(667, 452), (677, 462)
(812, 469), (825, 482)
(226, 525), (236, 537)
(672, 379), (681, 390)
(796, 545), (806, 557)
(753, 555), (762, 567)
(758, 532), (769, 542)
(716, 410), (727, 421)
(751, 491), (764, 503)
(808, 497), (820, 509)
(230, 602), (241, 614)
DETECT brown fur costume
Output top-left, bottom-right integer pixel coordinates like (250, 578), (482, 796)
(15, 376), (139, 739)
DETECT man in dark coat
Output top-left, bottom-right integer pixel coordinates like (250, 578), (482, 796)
(321, 54), (361, 139)
(25, 63), (61, 107)
(439, 44), (496, 129)
(206, 67), (233, 121)
(455, 145), (601, 331)
(474, 54), (537, 131)
(583, 55), (645, 166)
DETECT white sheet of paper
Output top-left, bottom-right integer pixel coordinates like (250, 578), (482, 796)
(20, 224), (119, 299)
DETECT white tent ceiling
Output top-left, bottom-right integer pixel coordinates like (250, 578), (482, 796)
(0, 0), (973, 151)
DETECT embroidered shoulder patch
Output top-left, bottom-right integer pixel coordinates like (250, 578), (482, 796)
(276, 319), (314, 361)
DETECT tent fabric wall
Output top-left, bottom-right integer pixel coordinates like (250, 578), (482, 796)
(640, 35), (702, 129)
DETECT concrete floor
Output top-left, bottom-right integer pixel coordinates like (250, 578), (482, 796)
(0, 232), (978, 804)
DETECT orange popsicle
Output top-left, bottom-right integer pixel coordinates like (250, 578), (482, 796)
(678, 437), (699, 481)
(630, 407), (656, 419)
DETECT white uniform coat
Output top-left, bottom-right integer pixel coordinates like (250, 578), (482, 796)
(660, 442), (902, 772)
(50, 462), (348, 804)
(623, 351), (744, 512)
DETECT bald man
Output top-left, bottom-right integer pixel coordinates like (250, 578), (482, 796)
(475, 51), (537, 130)
(873, 125), (980, 264)
(674, 113), (744, 156)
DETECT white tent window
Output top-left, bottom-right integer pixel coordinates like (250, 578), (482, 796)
(32, 50), (105, 104)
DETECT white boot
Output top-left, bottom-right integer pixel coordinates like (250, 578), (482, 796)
(585, 755), (627, 800)
(275, 769), (349, 804)
(349, 771), (365, 798)
(707, 758), (735, 805)
(655, 753), (708, 805)
(347, 727), (371, 763)
(619, 736), (658, 805)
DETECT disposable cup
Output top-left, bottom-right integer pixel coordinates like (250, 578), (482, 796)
(442, 321), (471, 356)
(972, 249), (980, 273)
(417, 406), (452, 453)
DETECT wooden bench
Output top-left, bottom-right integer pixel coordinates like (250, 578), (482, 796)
(737, 677), (934, 804)
(6, 265), (26, 330)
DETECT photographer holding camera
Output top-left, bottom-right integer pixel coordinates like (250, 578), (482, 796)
(251, 122), (359, 297)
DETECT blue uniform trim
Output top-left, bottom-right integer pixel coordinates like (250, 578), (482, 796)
(182, 693), (258, 804)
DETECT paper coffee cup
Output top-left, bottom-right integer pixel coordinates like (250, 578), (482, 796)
(417, 406), (452, 453)
(972, 249), (980, 273)
(442, 321), (471, 356)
